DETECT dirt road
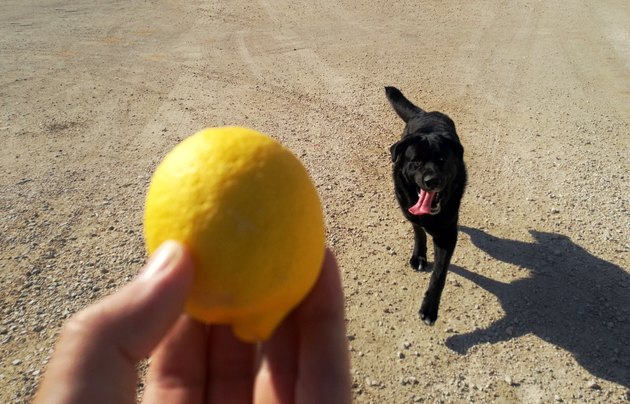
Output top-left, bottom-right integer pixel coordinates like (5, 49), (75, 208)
(1, 0), (629, 402)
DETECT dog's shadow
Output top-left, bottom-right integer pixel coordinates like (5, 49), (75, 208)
(447, 226), (630, 388)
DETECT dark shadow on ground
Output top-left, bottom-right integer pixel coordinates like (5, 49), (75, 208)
(446, 226), (630, 388)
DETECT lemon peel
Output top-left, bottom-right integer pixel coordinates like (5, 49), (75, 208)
(144, 126), (325, 342)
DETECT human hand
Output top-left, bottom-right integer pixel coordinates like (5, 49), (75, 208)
(34, 241), (351, 404)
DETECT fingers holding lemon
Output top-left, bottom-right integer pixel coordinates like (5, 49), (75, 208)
(143, 127), (325, 342)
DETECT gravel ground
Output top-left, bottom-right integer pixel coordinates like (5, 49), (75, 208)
(1, 0), (629, 402)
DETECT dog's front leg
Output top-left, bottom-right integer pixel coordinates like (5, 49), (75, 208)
(419, 228), (457, 325)
(410, 223), (428, 271)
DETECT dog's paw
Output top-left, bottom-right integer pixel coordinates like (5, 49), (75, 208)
(409, 256), (429, 272)
(419, 299), (438, 325)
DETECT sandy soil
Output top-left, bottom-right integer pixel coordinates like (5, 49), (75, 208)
(1, 0), (629, 402)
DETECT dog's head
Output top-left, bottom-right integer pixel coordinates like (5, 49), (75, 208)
(390, 132), (463, 215)
(386, 87), (463, 216)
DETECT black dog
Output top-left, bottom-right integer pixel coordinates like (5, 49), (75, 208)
(385, 86), (467, 325)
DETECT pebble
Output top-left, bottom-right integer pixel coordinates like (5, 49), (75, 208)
(12, 359), (22, 366)
(505, 376), (515, 386)
(587, 380), (601, 390)
(554, 394), (563, 402)
(401, 376), (418, 386)
(397, 351), (405, 359)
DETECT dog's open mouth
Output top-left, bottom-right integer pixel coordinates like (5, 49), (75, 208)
(408, 189), (441, 215)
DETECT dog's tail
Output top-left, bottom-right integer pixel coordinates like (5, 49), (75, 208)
(385, 86), (424, 123)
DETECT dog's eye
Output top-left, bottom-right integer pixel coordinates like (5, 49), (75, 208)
(409, 153), (424, 163)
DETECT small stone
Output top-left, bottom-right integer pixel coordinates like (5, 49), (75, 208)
(505, 376), (515, 386)
(12, 359), (22, 366)
(551, 207), (560, 214)
(587, 380), (601, 390)
(403, 341), (412, 349)
(554, 394), (563, 402)
(397, 351), (405, 359)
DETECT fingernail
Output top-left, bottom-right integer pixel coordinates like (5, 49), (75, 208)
(139, 241), (183, 281)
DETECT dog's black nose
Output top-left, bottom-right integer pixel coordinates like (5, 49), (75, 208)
(424, 174), (440, 189)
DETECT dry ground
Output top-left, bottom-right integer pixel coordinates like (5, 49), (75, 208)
(1, 0), (629, 402)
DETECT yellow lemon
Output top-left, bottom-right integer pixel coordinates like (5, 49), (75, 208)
(144, 126), (325, 342)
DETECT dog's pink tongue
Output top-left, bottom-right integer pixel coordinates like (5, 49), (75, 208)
(408, 190), (435, 215)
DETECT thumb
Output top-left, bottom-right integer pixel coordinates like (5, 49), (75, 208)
(35, 241), (195, 404)
(74, 240), (195, 359)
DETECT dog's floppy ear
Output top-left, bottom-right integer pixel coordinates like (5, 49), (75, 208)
(390, 136), (415, 163)
(385, 86), (424, 123)
(446, 138), (464, 160)
(390, 141), (402, 163)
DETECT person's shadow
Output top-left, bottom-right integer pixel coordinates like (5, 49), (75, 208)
(446, 226), (630, 388)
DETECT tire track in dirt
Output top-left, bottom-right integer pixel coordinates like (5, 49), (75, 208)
(248, 0), (368, 106)
(568, 0), (630, 122)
